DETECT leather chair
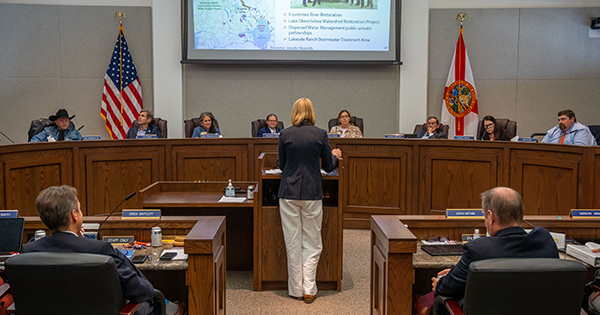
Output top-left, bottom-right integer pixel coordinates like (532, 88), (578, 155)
(327, 116), (364, 134)
(587, 125), (600, 145)
(5, 252), (166, 315)
(184, 115), (220, 138)
(413, 124), (450, 139)
(476, 118), (517, 140)
(431, 258), (586, 315)
(28, 118), (76, 142)
(132, 117), (168, 138)
(251, 119), (284, 137)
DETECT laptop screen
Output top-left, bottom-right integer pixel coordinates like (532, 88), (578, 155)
(0, 217), (25, 253)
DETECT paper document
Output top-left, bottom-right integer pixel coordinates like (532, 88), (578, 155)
(160, 247), (187, 260)
(265, 169), (282, 175)
(586, 242), (600, 252)
(218, 196), (247, 203)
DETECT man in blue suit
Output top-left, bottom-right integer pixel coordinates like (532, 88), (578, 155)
(432, 187), (559, 301)
(126, 109), (162, 139)
(257, 113), (281, 137)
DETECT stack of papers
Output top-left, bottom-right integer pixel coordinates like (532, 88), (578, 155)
(265, 169), (282, 175)
(218, 196), (247, 203)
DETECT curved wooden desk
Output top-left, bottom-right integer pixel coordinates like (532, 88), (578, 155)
(1, 139), (598, 228)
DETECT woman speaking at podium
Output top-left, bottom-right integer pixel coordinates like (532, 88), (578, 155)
(277, 98), (342, 303)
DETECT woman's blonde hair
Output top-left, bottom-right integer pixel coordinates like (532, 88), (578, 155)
(291, 98), (316, 126)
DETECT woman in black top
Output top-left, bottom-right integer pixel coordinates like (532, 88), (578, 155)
(480, 115), (511, 141)
(277, 98), (341, 303)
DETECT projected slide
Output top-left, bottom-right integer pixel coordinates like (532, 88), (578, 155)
(192, 0), (390, 51)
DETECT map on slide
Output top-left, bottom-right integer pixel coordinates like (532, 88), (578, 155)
(193, 0), (275, 50)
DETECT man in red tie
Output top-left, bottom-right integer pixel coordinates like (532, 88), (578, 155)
(541, 109), (596, 146)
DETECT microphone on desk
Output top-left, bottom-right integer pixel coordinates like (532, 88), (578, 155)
(96, 192), (137, 235)
(78, 125), (85, 131)
(0, 131), (15, 144)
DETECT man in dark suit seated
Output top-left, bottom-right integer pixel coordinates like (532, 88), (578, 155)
(257, 113), (281, 137)
(416, 187), (559, 313)
(432, 187), (559, 300)
(22, 185), (182, 315)
(418, 116), (446, 139)
(126, 109), (162, 139)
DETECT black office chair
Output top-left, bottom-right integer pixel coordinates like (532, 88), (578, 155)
(588, 125), (600, 145)
(5, 252), (166, 315)
(431, 258), (586, 315)
(251, 119), (284, 137)
(327, 116), (364, 134)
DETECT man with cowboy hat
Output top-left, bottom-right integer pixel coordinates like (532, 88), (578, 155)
(30, 109), (82, 142)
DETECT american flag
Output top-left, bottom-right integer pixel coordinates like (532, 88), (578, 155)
(101, 26), (142, 139)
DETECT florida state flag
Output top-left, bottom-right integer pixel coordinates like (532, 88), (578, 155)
(441, 28), (479, 138)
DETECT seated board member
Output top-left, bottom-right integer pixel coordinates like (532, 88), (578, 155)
(192, 112), (220, 137)
(542, 109), (596, 146)
(126, 109), (162, 139)
(478, 115), (511, 141)
(30, 109), (82, 142)
(257, 113), (281, 137)
(22, 185), (184, 315)
(418, 116), (446, 139)
(329, 109), (363, 138)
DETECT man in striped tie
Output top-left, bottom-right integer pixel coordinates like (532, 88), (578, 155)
(542, 109), (596, 146)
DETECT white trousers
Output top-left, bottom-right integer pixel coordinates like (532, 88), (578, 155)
(279, 198), (323, 297)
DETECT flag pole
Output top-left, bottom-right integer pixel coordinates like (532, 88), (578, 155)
(115, 11), (126, 126)
(456, 12), (467, 132)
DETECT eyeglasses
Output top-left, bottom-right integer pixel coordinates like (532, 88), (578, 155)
(266, 120), (277, 122)
(339, 115), (350, 119)
(484, 123), (494, 128)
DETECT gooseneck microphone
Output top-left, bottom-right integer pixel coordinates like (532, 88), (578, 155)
(0, 131), (15, 144)
(78, 125), (85, 131)
(97, 192), (137, 231)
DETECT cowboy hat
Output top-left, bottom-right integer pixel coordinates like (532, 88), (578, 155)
(49, 109), (75, 121)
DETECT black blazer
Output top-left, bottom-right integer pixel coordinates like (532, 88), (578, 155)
(480, 128), (511, 141)
(22, 232), (155, 303)
(126, 124), (162, 139)
(278, 122), (338, 200)
(434, 226), (559, 300)
(417, 129), (447, 139)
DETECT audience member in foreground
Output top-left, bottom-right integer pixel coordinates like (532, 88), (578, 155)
(23, 185), (184, 315)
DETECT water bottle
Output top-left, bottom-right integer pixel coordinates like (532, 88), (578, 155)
(473, 229), (480, 240)
(226, 179), (235, 197)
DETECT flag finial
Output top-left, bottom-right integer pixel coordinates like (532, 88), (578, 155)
(456, 13), (467, 30)
(115, 11), (126, 26)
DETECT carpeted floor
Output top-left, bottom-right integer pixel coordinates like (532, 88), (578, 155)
(226, 229), (371, 314)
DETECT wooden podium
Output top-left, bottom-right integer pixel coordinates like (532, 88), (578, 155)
(255, 152), (343, 291)
(370, 215), (417, 315)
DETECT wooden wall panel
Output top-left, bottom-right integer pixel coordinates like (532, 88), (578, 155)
(338, 144), (411, 215)
(2, 151), (72, 215)
(81, 146), (164, 216)
(419, 146), (502, 213)
(171, 144), (248, 181)
(510, 150), (581, 215)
